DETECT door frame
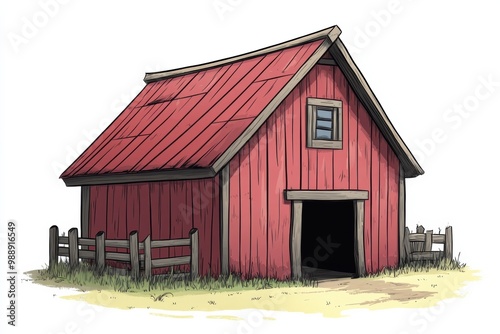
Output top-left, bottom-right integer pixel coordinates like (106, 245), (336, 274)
(285, 190), (368, 279)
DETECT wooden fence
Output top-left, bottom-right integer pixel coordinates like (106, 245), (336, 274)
(403, 225), (453, 262)
(49, 225), (199, 279)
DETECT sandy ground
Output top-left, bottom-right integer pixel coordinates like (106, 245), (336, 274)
(32, 267), (481, 318)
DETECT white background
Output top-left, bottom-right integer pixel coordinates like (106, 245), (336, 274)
(0, 0), (498, 333)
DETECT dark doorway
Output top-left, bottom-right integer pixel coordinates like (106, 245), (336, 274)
(301, 200), (355, 276)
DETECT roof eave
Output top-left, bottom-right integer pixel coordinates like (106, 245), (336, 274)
(62, 168), (217, 187)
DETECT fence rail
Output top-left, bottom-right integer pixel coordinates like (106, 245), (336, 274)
(49, 225), (199, 279)
(403, 225), (453, 262)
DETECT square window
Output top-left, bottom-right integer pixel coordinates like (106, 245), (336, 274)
(307, 98), (342, 149)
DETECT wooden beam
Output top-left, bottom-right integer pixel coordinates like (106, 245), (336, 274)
(68, 228), (79, 269)
(330, 38), (424, 178)
(95, 231), (105, 272)
(144, 26), (342, 83)
(285, 190), (368, 201)
(399, 164), (406, 265)
(354, 200), (366, 277)
(49, 225), (59, 269)
(143, 235), (152, 279)
(318, 58), (337, 66)
(444, 226), (453, 260)
(63, 168), (215, 187)
(80, 186), (90, 252)
(190, 228), (199, 279)
(220, 164), (230, 276)
(129, 231), (140, 279)
(212, 28), (341, 173)
(291, 201), (303, 280)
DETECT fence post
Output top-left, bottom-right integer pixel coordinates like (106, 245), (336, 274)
(95, 231), (105, 272)
(444, 226), (453, 260)
(129, 231), (139, 279)
(424, 230), (433, 252)
(403, 227), (411, 263)
(68, 228), (79, 269)
(49, 225), (59, 269)
(190, 228), (199, 280)
(143, 235), (152, 279)
(415, 225), (425, 252)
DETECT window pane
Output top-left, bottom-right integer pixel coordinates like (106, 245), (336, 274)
(316, 129), (332, 140)
(316, 120), (332, 129)
(316, 108), (332, 120)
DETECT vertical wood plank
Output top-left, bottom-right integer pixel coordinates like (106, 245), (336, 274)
(129, 231), (139, 279)
(106, 186), (117, 255)
(267, 111), (285, 278)
(80, 187), (90, 251)
(370, 122), (380, 272)
(300, 78), (309, 190)
(403, 227), (411, 262)
(90, 185), (108, 251)
(399, 165), (407, 265)
(276, 103), (291, 279)
(316, 65), (334, 189)
(306, 68), (318, 190)
(68, 228), (79, 268)
(249, 133), (262, 277)
(354, 200), (366, 277)
(228, 155), (241, 274)
(378, 138), (389, 269)
(49, 225), (59, 269)
(291, 201), (303, 279)
(357, 102), (372, 273)
(256, 124), (269, 277)
(445, 226), (453, 260)
(211, 177), (221, 276)
(143, 235), (152, 279)
(138, 183), (152, 250)
(149, 182), (161, 263)
(179, 180), (193, 273)
(159, 182), (171, 270)
(333, 66), (349, 189)
(286, 88), (301, 190)
(190, 228), (199, 279)
(415, 225), (425, 253)
(348, 82), (358, 189)
(387, 150), (400, 267)
(95, 231), (105, 272)
(239, 143), (251, 278)
(424, 230), (433, 252)
(220, 165), (230, 276)
(170, 181), (185, 272)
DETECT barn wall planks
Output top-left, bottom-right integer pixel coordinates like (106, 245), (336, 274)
(227, 63), (401, 278)
(88, 178), (220, 276)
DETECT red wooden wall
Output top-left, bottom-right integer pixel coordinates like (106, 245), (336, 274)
(87, 179), (220, 276)
(228, 63), (400, 278)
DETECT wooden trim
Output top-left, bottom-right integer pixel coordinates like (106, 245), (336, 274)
(212, 28), (341, 173)
(318, 58), (336, 66)
(330, 38), (424, 178)
(291, 201), (303, 279)
(62, 168), (215, 186)
(307, 98), (343, 149)
(220, 164), (230, 276)
(144, 26), (342, 83)
(80, 186), (90, 252)
(307, 97), (342, 108)
(354, 200), (366, 277)
(285, 190), (369, 201)
(398, 165), (406, 265)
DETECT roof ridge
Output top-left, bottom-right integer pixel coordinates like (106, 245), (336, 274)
(143, 25), (341, 83)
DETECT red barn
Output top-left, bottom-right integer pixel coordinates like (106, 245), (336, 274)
(61, 25), (424, 279)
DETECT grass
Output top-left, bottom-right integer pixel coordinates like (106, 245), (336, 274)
(33, 260), (317, 293)
(365, 255), (467, 278)
(32, 255), (467, 294)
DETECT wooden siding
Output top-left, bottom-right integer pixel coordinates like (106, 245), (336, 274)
(88, 179), (220, 276)
(228, 64), (400, 278)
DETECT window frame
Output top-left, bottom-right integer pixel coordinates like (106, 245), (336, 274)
(307, 97), (343, 149)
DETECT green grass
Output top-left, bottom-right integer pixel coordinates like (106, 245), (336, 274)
(31, 260), (317, 293)
(365, 255), (467, 278)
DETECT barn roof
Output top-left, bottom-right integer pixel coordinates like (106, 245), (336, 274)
(61, 25), (424, 186)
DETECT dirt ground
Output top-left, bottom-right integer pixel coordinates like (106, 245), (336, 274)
(49, 267), (480, 318)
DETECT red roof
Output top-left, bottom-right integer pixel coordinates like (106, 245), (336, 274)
(61, 25), (423, 186)
(61, 39), (324, 180)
